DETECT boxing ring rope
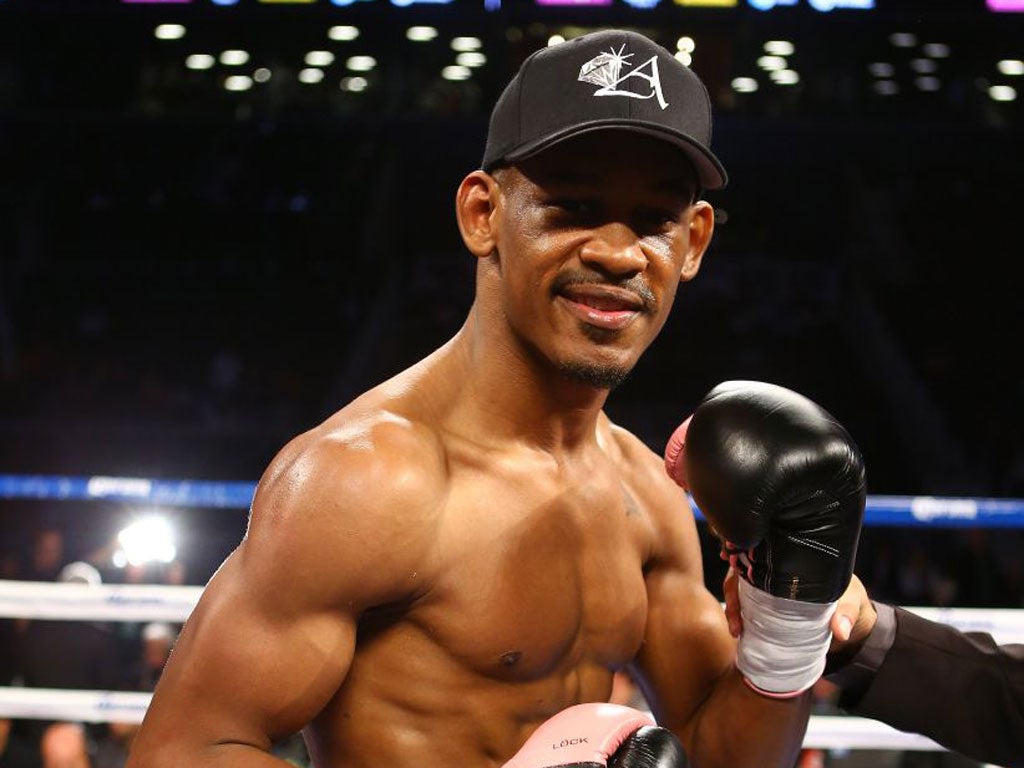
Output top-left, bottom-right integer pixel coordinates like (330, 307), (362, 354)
(3, 474), (1024, 753)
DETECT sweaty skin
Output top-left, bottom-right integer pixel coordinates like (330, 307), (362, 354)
(128, 134), (810, 768)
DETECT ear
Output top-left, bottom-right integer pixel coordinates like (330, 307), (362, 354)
(455, 170), (503, 259)
(679, 200), (715, 282)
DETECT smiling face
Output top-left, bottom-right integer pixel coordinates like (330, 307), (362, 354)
(460, 130), (715, 391)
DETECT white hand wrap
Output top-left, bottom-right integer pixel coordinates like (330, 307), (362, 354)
(736, 578), (836, 697)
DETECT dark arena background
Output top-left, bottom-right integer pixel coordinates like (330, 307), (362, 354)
(0, 0), (1023, 765)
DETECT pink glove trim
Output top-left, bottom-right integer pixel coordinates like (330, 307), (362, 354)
(502, 703), (656, 768)
(663, 416), (693, 489)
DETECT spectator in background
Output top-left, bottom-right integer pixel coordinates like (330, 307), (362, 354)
(94, 623), (176, 768)
(7, 561), (120, 768)
(25, 528), (65, 583)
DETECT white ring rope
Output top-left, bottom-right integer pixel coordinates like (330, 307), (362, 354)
(0, 580), (203, 622)
(0, 579), (1019, 751)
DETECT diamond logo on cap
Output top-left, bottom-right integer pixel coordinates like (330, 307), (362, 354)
(577, 44), (669, 110)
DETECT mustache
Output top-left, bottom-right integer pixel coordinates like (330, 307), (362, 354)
(550, 270), (656, 312)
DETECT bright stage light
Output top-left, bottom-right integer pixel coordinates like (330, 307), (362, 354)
(764, 40), (794, 56)
(456, 52), (487, 67)
(186, 54), (215, 70)
(220, 50), (250, 66)
(155, 24), (186, 40)
(116, 516), (177, 567)
(328, 25), (360, 42)
(451, 37), (482, 52)
(305, 51), (335, 67)
(346, 56), (377, 72)
(998, 59), (1024, 76)
(732, 77), (759, 93)
(407, 26), (438, 42)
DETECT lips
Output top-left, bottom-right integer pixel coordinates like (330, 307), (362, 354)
(557, 284), (646, 331)
(559, 285), (645, 313)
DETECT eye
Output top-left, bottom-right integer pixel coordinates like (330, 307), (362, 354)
(637, 207), (681, 233)
(548, 198), (598, 218)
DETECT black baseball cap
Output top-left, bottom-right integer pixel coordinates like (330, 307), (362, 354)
(482, 29), (728, 190)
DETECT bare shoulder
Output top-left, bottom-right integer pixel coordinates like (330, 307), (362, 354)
(605, 419), (700, 568)
(606, 421), (689, 514)
(243, 407), (449, 611)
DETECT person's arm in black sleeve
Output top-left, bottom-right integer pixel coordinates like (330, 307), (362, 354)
(828, 603), (1024, 766)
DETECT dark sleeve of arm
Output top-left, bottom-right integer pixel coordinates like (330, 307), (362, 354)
(837, 606), (1024, 766)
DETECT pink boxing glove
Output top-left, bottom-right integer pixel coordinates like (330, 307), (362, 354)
(502, 703), (690, 768)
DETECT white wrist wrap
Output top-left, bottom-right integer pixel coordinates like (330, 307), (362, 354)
(736, 578), (836, 697)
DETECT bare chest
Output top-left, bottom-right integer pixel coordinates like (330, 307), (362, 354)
(412, 462), (654, 681)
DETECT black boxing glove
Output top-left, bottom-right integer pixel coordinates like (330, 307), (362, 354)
(503, 704), (690, 768)
(664, 381), (865, 696)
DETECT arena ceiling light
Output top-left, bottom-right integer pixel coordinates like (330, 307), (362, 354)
(868, 62), (895, 77)
(407, 26), (438, 42)
(299, 68), (325, 84)
(220, 50), (250, 66)
(548, 35), (566, 47)
(451, 36), (482, 52)
(442, 65), (472, 81)
(114, 515), (176, 568)
(731, 77), (759, 93)
(989, 84), (1017, 101)
(346, 55), (377, 72)
(253, 67), (272, 83)
(185, 54), (216, 70)
(456, 52), (487, 67)
(915, 76), (942, 91)
(889, 32), (917, 48)
(155, 24), (186, 41)
(675, 52), (693, 66)
(763, 40), (794, 56)
(340, 76), (368, 92)
(305, 51), (335, 67)
(771, 69), (800, 85)
(873, 80), (899, 95)
(757, 55), (788, 71)
(997, 59), (1024, 76)
(910, 58), (938, 74)
(224, 75), (253, 91)
(677, 36), (696, 53)
(923, 43), (950, 58)
(328, 25), (360, 41)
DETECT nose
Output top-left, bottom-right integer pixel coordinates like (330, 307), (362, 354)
(578, 222), (648, 276)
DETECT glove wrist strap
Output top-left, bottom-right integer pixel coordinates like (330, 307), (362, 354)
(736, 578), (836, 698)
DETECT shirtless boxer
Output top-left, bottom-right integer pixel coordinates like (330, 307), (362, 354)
(127, 30), (864, 768)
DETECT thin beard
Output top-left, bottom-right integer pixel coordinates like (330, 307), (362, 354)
(557, 359), (631, 391)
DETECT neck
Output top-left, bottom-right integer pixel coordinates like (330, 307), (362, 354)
(441, 303), (611, 452)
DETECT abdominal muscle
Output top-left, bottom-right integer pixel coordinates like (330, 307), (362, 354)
(303, 608), (626, 768)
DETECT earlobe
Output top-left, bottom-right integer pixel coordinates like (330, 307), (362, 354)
(455, 171), (502, 260)
(679, 201), (715, 282)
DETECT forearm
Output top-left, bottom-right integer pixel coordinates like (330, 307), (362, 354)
(686, 668), (810, 768)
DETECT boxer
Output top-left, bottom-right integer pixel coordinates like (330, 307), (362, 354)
(128, 30), (864, 768)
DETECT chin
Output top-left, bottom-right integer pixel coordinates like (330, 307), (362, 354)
(556, 358), (633, 391)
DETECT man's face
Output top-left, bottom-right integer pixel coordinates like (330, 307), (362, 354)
(487, 131), (714, 390)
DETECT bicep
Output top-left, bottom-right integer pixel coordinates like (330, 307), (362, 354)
(633, 489), (736, 738)
(634, 560), (736, 739)
(135, 545), (356, 757)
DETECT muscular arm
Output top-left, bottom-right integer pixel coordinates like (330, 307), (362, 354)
(127, 419), (444, 768)
(628, 446), (809, 768)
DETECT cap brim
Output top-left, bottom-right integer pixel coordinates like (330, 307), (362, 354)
(501, 119), (728, 191)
